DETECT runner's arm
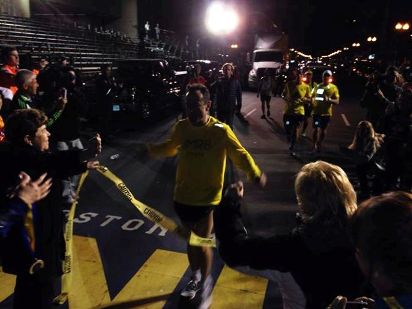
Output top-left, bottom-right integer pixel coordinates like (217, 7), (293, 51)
(147, 122), (181, 157)
(225, 126), (262, 181)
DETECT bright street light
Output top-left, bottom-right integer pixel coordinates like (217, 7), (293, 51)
(205, 2), (239, 35)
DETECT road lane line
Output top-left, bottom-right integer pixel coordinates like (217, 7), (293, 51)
(112, 249), (189, 307)
(71, 235), (110, 308)
(244, 108), (256, 118)
(212, 265), (268, 308)
(0, 270), (15, 302)
(341, 113), (351, 127)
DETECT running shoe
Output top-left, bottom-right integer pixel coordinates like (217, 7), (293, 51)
(180, 279), (201, 299)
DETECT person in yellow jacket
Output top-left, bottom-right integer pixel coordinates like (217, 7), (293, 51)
(301, 70), (317, 137)
(312, 70), (340, 152)
(282, 70), (311, 154)
(146, 83), (267, 307)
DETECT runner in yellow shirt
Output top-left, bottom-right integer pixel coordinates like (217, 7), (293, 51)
(282, 69), (311, 154)
(312, 70), (340, 152)
(146, 83), (267, 307)
(301, 70), (317, 137)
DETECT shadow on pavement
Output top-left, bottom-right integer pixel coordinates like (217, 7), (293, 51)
(96, 294), (171, 309)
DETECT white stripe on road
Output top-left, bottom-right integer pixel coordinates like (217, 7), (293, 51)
(244, 108), (256, 118)
(341, 113), (351, 127)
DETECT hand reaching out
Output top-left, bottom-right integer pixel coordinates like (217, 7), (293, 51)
(255, 172), (267, 188)
(80, 133), (102, 162)
(90, 133), (102, 157)
(327, 296), (375, 309)
(86, 160), (100, 169)
(226, 181), (244, 199)
(16, 172), (52, 206)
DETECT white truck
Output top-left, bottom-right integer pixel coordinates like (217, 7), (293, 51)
(248, 33), (288, 89)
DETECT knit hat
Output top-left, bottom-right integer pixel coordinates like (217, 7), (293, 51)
(323, 70), (333, 77)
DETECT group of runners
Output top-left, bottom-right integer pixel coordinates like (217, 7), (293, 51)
(258, 68), (340, 155)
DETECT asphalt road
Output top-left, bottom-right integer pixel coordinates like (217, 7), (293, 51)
(0, 90), (366, 309)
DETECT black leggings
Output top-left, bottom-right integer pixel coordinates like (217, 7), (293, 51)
(260, 95), (271, 114)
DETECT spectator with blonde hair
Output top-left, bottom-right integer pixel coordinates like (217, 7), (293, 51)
(348, 121), (384, 158)
(215, 161), (366, 309)
(348, 120), (385, 196)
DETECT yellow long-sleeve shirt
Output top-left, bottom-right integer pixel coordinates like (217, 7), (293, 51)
(148, 116), (262, 206)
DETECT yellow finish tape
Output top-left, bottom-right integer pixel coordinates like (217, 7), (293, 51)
(54, 171), (89, 305)
(383, 297), (404, 309)
(23, 205), (45, 274)
(96, 166), (216, 248)
(54, 164), (216, 305)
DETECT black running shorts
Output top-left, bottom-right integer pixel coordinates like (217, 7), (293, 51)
(174, 202), (214, 223)
(312, 115), (331, 129)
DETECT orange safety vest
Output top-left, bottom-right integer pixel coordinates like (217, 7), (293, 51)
(0, 65), (18, 95)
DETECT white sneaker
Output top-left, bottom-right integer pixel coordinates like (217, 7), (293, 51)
(199, 276), (213, 309)
(180, 279), (201, 299)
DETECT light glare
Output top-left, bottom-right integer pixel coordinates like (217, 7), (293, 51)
(205, 2), (239, 35)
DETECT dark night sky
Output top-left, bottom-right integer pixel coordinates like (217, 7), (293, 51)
(31, 0), (412, 55)
(138, 0), (412, 55)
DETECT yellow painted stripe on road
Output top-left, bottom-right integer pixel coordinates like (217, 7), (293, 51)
(212, 266), (268, 308)
(111, 249), (189, 308)
(69, 235), (110, 309)
(0, 268), (15, 302)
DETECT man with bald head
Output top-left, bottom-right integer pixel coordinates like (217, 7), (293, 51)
(146, 83), (266, 308)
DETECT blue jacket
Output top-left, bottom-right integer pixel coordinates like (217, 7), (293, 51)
(0, 197), (37, 274)
(0, 142), (87, 277)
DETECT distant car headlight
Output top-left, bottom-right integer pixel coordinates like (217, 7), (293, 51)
(249, 69), (256, 77)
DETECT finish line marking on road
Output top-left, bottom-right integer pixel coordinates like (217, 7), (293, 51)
(244, 108), (256, 118)
(341, 113), (351, 127)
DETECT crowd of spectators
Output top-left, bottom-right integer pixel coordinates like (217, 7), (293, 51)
(353, 65), (412, 197)
(0, 41), (411, 309)
(0, 45), (102, 308)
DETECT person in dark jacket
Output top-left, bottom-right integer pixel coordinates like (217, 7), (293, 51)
(0, 172), (52, 270)
(0, 46), (19, 95)
(329, 191), (412, 309)
(47, 67), (88, 204)
(215, 161), (367, 309)
(214, 63), (242, 128)
(95, 65), (118, 140)
(0, 109), (101, 309)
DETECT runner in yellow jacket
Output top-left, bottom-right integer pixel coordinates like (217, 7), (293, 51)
(282, 70), (311, 154)
(147, 83), (266, 307)
(312, 70), (340, 152)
